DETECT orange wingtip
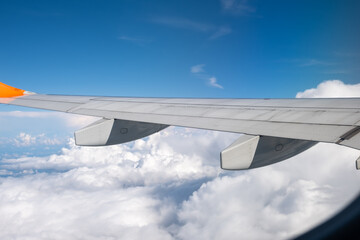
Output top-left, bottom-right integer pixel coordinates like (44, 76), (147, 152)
(0, 82), (27, 98)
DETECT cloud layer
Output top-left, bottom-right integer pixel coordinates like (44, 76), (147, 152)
(0, 80), (359, 239)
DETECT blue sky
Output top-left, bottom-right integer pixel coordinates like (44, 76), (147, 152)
(0, 0), (359, 100)
(0, 1), (360, 239)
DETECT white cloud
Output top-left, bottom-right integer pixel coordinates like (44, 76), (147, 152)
(176, 143), (360, 240)
(0, 129), (358, 239)
(208, 77), (224, 89)
(14, 132), (37, 146)
(0, 80), (359, 239)
(0, 172), (174, 239)
(191, 64), (205, 73)
(296, 80), (360, 98)
(0, 128), (228, 239)
(0, 111), (98, 129)
(0, 131), (359, 239)
(190, 65), (224, 89)
(12, 132), (62, 147)
(63, 114), (99, 129)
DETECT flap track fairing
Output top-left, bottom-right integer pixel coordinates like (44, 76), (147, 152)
(221, 135), (317, 170)
(75, 118), (168, 146)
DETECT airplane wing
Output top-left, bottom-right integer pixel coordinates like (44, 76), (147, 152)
(1, 82), (359, 170)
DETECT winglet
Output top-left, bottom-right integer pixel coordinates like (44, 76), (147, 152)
(0, 82), (29, 98)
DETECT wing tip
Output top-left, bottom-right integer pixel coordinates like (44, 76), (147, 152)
(0, 82), (31, 98)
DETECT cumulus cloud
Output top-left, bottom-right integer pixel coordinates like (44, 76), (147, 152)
(176, 143), (360, 240)
(296, 80), (360, 98)
(0, 80), (359, 239)
(0, 128), (358, 239)
(0, 111), (98, 156)
(0, 128), (231, 239)
(12, 132), (62, 146)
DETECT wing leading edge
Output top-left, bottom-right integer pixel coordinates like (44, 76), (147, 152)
(1, 82), (359, 170)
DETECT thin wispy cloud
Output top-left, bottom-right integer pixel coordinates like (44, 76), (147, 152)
(152, 17), (212, 32)
(209, 26), (232, 39)
(323, 69), (350, 75)
(278, 58), (335, 68)
(299, 59), (333, 67)
(333, 51), (360, 58)
(118, 36), (151, 45)
(190, 64), (224, 89)
(221, 0), (256, 15)
(191, 64), (206, 73)
(152, 17), (232, 40)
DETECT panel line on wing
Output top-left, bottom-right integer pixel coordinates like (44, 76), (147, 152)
(88, 98), (360, 110)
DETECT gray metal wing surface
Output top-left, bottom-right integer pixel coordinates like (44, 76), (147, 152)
(1, 82), (359, 170)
